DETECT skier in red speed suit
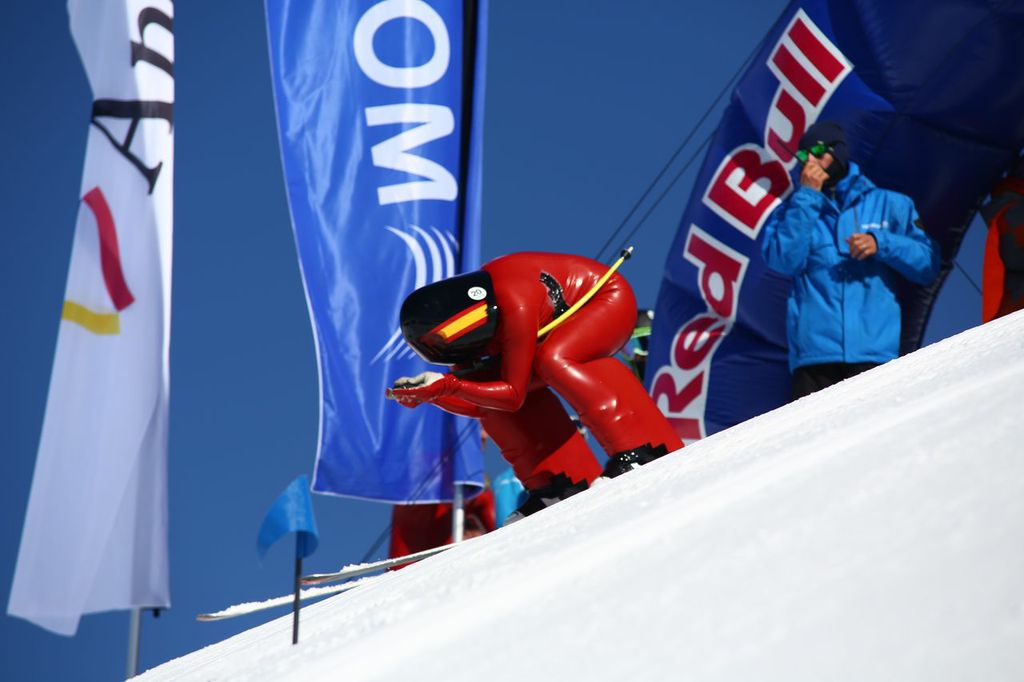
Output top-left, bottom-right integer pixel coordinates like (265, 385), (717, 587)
(387, 252), (683, 522)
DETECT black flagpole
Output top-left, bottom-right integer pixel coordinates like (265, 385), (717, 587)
(292, 538), (301, 645)
(455, 0), (479, 237)
(449, 0), (480, 541)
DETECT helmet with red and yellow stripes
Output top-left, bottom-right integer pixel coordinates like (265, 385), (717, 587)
(400, 271), (498, 365)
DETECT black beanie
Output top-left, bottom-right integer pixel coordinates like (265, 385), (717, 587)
(800, 120), (849, 183)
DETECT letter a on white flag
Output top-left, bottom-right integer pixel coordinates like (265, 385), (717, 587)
(8, 0), (174, 636)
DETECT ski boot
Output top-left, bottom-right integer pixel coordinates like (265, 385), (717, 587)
(504, 473), (589, 524)
(601, 442), (670, 479)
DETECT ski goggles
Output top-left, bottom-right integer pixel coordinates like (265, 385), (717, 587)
(795, 142), (831, 164)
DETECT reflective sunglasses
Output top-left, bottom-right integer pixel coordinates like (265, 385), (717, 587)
(795, 142), (831, 164)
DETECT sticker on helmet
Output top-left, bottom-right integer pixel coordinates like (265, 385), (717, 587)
(467, 286), (487, 301)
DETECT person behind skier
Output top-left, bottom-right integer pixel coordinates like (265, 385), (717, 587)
(386, 252), (683, 521)
(761, 120), (940, 400)
(619, 309), (654, 381)
(389, 484), (496, 566)
(979, 160), (1024, 322)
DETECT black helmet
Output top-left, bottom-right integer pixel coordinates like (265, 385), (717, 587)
(400, 270), (499, 365)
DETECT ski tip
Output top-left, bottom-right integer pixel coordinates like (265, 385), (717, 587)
(301, 574), (332, 586)
(196, 613), (226, 622)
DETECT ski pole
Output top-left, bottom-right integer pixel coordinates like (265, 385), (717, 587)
(536, 246), (634, 338)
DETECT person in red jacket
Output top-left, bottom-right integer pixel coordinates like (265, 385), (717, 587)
(389, 486), (496, 566)
(387, 252), (683, 521)
(980, 163), (1024, 322)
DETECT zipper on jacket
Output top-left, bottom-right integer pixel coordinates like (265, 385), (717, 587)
(839, 200), (845, 363)
(830, 187), (850, 364)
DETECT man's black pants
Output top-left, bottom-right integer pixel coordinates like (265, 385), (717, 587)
(790, 362), (878, 401)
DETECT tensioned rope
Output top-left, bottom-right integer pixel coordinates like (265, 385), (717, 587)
(953, 258), (982, 295)
(593, 5), (789, 263)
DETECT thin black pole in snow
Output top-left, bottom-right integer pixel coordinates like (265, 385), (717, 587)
(292, 539), (302, 645)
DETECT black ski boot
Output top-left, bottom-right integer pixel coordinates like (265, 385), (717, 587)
(504, 473), (589, 525)
(601, 442), (670, 479)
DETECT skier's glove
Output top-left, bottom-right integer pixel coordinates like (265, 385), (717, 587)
(385, 372), (457, 407)
(391, 371), (444, 389)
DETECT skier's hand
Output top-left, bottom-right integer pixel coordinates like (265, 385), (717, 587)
(387, 389), (426, 408)
(386, 372), (452, 407)
(847, 233), (878, 260)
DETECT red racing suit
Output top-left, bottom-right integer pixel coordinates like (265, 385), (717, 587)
(391, 253), (682, 488)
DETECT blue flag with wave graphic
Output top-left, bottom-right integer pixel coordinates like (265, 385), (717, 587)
(265, 0), (488, 502)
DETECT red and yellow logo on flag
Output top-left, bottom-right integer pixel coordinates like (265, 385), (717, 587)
(61, 187), (135, 335)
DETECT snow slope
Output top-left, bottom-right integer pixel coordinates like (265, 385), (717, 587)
(142, 311), (1024, 681)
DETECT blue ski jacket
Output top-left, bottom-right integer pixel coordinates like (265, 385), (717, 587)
(761, 162), (939, 371)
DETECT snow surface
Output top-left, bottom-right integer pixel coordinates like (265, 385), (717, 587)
(141, 311), (1024, 681)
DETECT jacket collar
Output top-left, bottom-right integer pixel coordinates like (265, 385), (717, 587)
(830, 161), (874, 207)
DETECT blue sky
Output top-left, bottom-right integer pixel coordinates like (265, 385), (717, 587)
(0, 1), (985, 678)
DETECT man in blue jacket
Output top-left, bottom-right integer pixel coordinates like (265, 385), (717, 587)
(762, 120), (939, 400)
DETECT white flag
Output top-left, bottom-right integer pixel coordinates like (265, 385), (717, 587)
(8, 0), (174, 636)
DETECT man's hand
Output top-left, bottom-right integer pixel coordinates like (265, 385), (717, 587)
(386, 372), (449, 408)
(799, 156), (830, 192)
(847, 232), (878, 260)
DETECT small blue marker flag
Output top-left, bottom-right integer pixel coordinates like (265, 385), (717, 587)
(257, 476), (319, 560)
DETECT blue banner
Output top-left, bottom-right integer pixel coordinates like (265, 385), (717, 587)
(265, 0), (488, 502)
(647, 0), (1024, 441)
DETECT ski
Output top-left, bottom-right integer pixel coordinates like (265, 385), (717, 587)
(196, 576), (375, 622)
(197, 542), (460, 622)
(301, 542), (456, 586)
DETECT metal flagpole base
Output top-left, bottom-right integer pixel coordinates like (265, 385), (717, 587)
(452, 484), (465, 543)
(127, 608), (142, 678)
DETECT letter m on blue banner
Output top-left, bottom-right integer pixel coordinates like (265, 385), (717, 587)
(265, 0), (489, 502)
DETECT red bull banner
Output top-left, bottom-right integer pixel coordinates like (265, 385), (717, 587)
(647, 0), (1024, 441)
